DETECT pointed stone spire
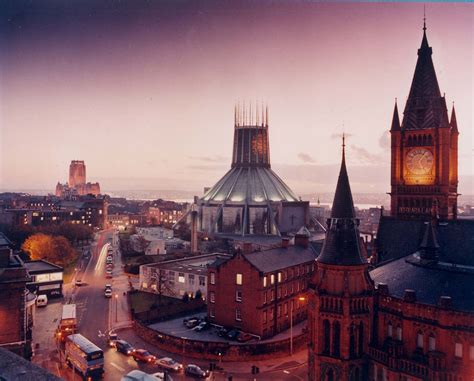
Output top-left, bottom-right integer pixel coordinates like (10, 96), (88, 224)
(317, 138), (365, 266)
(419, 221), (440, 261)
(390, 99), (400, 131)
(331, 135), (355, 219)
(450, 103), (458, 133)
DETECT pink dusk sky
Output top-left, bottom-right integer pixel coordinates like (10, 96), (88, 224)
(0, 1), (473, 196)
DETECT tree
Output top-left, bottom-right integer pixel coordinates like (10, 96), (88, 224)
(182, 292), (189, 302)
(22, 233), (77, 267)
(195, 289), (203, 300)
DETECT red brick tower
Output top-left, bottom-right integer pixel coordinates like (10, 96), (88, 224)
(308, 138), (374, 381)
(390, 21), (459, 220)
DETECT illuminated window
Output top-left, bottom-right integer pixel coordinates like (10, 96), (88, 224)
(278, 272), (282, 282)
(263, 276), (267, 288)
(178, 273), (185, 283)
(270, 274), (275, 285)
(236, 273), (243, 285)
(455, 342), (463, 358)
(210, 272), (215, 285)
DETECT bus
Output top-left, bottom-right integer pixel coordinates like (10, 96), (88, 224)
(57, 304), (77, 343)
(65, 334), (104, 380)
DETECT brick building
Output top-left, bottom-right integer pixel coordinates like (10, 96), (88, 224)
(208, 229), (318, 339)
(308, 22), (474, 381)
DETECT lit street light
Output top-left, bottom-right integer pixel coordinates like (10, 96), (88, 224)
(290, 296), (306, 355)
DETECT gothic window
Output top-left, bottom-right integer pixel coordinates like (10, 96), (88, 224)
(323, 319), (331, 354)
(358, 322), (364, 355)
(332, 321), (341, 357)
(416, 331), (424, 349)
(387, 322), (393, 338)
(350, 324), (356, 357)
(396, 326), (402, 341)
(429, 334), (436, 351)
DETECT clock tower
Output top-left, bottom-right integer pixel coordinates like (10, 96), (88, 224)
(390, 21), (459, 220)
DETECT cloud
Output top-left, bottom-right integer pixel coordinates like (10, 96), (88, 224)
(350, 145), (386, 165)
(297, 152), (316, 163)
(379, 130), (390, 149)
(188, 155), (229, 163)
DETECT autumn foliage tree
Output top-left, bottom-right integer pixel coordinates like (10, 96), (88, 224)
(22, 233), (77, 267)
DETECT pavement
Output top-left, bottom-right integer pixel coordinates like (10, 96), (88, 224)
(30, 229), (309, 381)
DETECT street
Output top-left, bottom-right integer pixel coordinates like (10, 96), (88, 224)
(32, 229), (308, 380)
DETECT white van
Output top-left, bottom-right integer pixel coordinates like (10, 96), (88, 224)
(36, 294), (48, 307)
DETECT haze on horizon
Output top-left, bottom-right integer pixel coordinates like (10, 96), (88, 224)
(1, 1), (473, 196)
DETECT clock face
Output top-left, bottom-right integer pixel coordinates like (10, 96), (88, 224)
(406, 148), (434, 175)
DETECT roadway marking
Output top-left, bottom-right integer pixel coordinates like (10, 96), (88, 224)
(110, 362), (125, 372)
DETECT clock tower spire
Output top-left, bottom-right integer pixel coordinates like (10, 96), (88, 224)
(390, 20), (458, 220)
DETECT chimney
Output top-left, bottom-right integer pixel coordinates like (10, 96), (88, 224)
(281, 238), (290, 249)
(438, 296), (453, 309)
(242, 242), (253, 254)
(403, 289), (417, 303)
(294, 234), (309, 248)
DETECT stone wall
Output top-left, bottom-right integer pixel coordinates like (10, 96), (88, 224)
(133, 320), (307, 361)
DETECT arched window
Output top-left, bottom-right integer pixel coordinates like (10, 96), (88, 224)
(350, 324), (356, 357)
(396, 326), (402, 341)
(332, 321), (341, 357)
(429, 334), (436, 351)
(358, 322), (364, 355)
(417, 331), (424, 349)
(387, 322), (393, 338)
(323, 319), (330, 354)
(326, 368), (334, 381)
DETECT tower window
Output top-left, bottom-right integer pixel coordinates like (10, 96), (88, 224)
(416, 332), (424, 349)
(323, 319), (330, 354)
(429, 335), (436, 351)
(332, 321), (340, 357)
(387, 323), (393, 338)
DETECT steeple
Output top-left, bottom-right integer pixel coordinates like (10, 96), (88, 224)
(401, 17), (449, 130)
(450, 104), (458, 133)
(317, 139), (365, 266)
(390, 99), (400, 131)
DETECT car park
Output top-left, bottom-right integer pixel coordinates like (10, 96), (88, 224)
(195, 322), (211, 332)
(156, 357), (183, 372)
(184, 364), (209, 379)
(236, 332), (254, 343)
(227, 329), (240, 341)
(133, 349), (156, 363)
(115, 339), (135, 355)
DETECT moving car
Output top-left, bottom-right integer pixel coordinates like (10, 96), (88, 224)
(107, 332), (118, 347)
(133, 349), (156, 363)
(236, 332), (254, 343)
(36, 294), (48, 307)
(184, 364), (209, 379)
(105, 284), (112, 291)
(105, 289), (113, 298)
(75, 279), (83, 287)
(121, 370), (163, 381)
(195, 322), (211, 332)
(106, 269), (113, 279)
(156, 357), (183, 372)
(115, 339), (135, 355)
(227, 329), (240, 341)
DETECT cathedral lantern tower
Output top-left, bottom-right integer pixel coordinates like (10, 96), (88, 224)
(308, 138), (374, 381)
(390, 20), (459, 220)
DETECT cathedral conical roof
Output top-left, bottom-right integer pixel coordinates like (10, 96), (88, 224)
(317, 140), (365, 266)
(402, 23), (449, 130)
(390, 101), (400, 131)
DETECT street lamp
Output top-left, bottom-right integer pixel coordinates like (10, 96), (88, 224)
(290, 296), (306, 355)
(115, 294), (119, 323)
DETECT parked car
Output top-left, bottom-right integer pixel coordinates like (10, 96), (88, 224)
(36, 294), (48, 307)
(107, 332), (118, 347)
(105, 284), (112, 291)
(116, 339), (135, 355)
(217, 327), (230, 338)
(106, 269), (113, 279)
(106, 256), (113, 262)
(195, 322), (211, 332)
(133, 349), (156, 363)
(121, 370), (163, 381)
(156, 357), (183, 372)
(184, 364), (209, 379)
(227, 329), (240, 341)
(105, 289), (113, 298)
(236, 332), (254, 343)
(184, 317), (201, 329)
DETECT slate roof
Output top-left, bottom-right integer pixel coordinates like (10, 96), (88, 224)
(401, 26), (450, 130)
(243, 245), (318, 273)
(376, 217), (474, 266)
(0, 347), (62, 381)
(23, 260), (63, 274)
(370, 255), (474, 313)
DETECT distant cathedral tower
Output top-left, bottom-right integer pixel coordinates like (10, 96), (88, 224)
(390, 20), (459, 220)
(69, 160), (86, 187)
(308, 138), (374, 381)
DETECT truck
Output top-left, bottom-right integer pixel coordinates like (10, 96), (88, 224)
(65, 334), (104, 380)
(56, 304), (77, 343)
